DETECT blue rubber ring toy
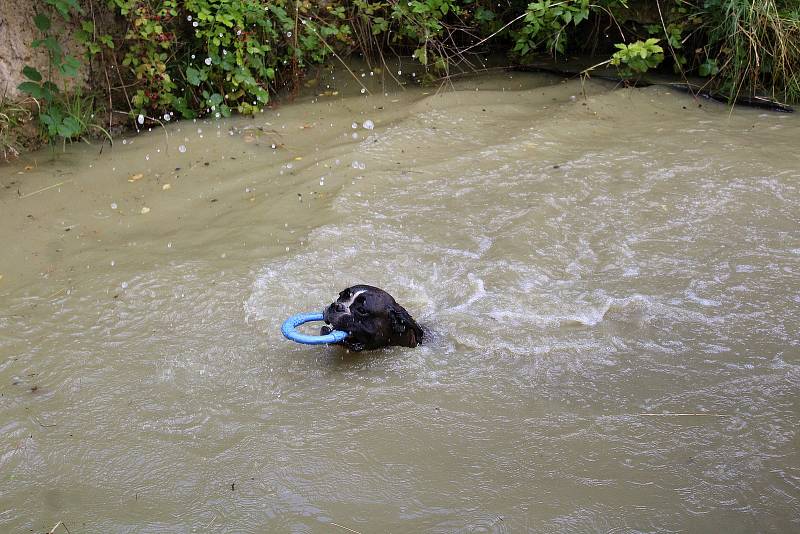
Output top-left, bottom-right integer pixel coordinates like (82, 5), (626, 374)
(281, 312), (349, 345)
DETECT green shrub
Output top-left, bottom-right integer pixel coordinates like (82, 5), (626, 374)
(610, 38), (665, 78)
(15, 0), (112, 150)
(108, 0), (351, 119)
(17, 1), (87, 144)
(15, 0), (799, 149)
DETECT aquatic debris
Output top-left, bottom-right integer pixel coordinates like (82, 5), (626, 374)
(162, 184), (171, 190)
(140, 207), (150, 214)
(128, 173), (144, 182)
(18, 180), (73, 199)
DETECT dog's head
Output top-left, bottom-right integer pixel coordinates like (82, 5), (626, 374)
(322, 285), (423, 351)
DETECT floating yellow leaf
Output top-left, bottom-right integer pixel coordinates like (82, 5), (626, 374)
(140, 207), (150, 214)
(294, 156), (303, 160)
(128, 173), (144, 182)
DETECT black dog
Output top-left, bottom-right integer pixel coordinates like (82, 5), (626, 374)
(321, 285), (423, 352)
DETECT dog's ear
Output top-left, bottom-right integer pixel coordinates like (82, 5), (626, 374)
(389, 306), (411, 334)
(389, 305), (423, 346)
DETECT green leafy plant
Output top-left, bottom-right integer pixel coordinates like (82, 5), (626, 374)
(513, 0), (591, 57)
(108, 0), (351, 119)
(17, 0), (95, 146)
(610, 38), (664, 78)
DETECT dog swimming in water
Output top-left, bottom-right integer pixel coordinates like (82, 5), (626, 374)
(321, 285), (423, 352)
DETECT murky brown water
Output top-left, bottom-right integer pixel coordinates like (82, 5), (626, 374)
(1, 70), (799, 533)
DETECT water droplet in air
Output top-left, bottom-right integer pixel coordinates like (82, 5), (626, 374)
(352, 133), (358, 139)
(187, 15), (192, 21)
(178, 144), (187, 153)
(167, 242), (173, 248)
(121, 282), (128, 289)
(111, 203), (118, 210)
(122, 139), (127, 145)
(137, 114), (144, 125)
(271, 143), (277, 149)
(164, 113), (171, 121)
(362, 120), (374, 130)
(145, 154), (150, 161)
(287, 31), (292, 37)
(193, 21), (198, 27)
(205, 57), (212, 65)
(351, 122), (358, 129)
(360, 88), (366, 94)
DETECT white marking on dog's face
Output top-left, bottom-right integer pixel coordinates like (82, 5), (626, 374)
(340, 289), (367, 312)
